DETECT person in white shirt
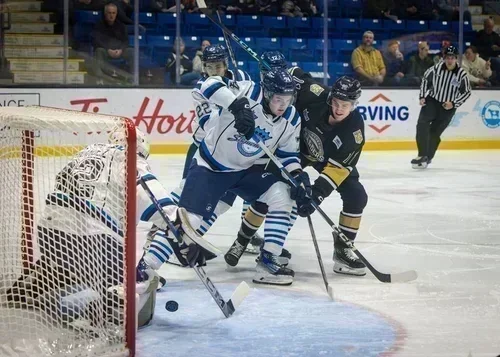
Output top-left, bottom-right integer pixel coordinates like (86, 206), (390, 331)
(462, 46), (492, 87)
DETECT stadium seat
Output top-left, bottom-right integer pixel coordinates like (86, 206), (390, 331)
(311, 17), (335, 37)
(183, 36), (201, 49)
(406, 20), (428, 32)
(332, 39), (357, 53)
(138, 12), (158, 32)
(452, 21), (472, 33)
(342, 0), (363, 17)
(236, 15), (264, 36)
(256, 37), (282, 51)
(429, 20), (451, 31)
(360, 18), (382, 31)
(287, 17), (311, 37)
(157, 13), (180, 32)
(75, 10), (101, 24)
(383, 19), (405, 33)
(336, 18), (359, 31)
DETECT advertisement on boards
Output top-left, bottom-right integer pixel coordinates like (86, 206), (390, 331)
(0, 88), (498, 147)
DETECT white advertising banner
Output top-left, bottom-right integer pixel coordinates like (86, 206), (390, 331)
(0, 88), (498, 145)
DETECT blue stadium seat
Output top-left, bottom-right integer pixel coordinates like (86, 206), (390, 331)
(406, 20), (428, 32)
(330, 62), (351, 75)
(138, 12), (158, 32)
(157, 13), (180, 32)
(282, 38), (307, 50)
(147, 35), (174, 47)
(128, 34), (147, 46)
(383, 19), (405, 32)
(236, 15), (262, 30)
(342, 0), (363, 17)
(287, 17), (311, 37)
(332, 39), (356, 52)
(202, 36), (226, 46)
(284, 38), (314, 62)
(452, 21), (472, 32)
(183, 36), (201, 49)
(336, 18), (359, 31)
(301, 62), (325, 74)
(360, 18), (382, 31)
(263, 16), (287, 29)
(311, 17), (335, 37)
(234, 61), (248, 72)
(256, 37), (282, 51)
(429, 20), (451, 31)
(75, 10), (101, 24)
(247, 61), (260, 76)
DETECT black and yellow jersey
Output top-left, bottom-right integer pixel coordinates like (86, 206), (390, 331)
(289, 67), (365, 199)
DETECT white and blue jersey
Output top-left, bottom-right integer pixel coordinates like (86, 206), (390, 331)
(191, 69), (252, 146)
(193, 75), (302, 173)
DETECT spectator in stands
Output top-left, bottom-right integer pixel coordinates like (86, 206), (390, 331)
(473, 17), (500, 85)
(351, 31), (386, 86)
(363, 0), (398, 20)
(433, 40), (451, 64)
(74, 0), (105, 11)
(110, 0), (133, 25)
(150, 0), (176, 12)
(462, 46), (492, 87)
(383, 40), (406, 86)
(280, 0), (304, 17)
(256, 0), (280, 15)
(182, 0), (199, 13)
(435, 0), (471, 22)
(405, 41), (434, 85)
(192, 40), (211, 74)
(165, 37), (201, 85)
(396, 0), (438, 20)
(92, 3), (134, 84)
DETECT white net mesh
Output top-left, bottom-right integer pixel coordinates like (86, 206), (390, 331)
(0, 106), (135, 357)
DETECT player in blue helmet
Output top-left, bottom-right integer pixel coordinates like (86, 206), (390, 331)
(259, 51), (288, 80)
(261, 68), (296, 117)
(202, 44), (229, 77)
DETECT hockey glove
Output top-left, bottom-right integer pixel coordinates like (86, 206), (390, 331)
(289, 170), (312, 202)
(296, 187), (324, 217)
(228, 97), (255, 140)
(178, 242), (207, 268)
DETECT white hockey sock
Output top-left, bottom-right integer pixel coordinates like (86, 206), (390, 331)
(263, 210), (291, 256)
(288, 205), (298, 233)
(143, 230), (175, 270)
(195, 199), (232, 236)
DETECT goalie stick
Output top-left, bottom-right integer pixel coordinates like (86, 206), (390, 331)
(256, 141), (418, 284)
(307, 215), (334, 300)
(138, 178), (250, 317)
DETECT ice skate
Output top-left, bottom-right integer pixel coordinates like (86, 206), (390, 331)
(411, 156), (428, 169)
(333, 245), (366, 276)
(253, 250), (294, 286)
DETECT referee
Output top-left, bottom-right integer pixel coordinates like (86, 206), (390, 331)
(411, 45), (472, 169)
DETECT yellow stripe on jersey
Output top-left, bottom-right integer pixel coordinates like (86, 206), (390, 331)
(321, 163), (351, 188)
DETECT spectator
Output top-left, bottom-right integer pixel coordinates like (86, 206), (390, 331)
(182, 0), (199, 13)
(192, 40), (211, 74)
(396, 0), (438, 20)
(473, 18), (500, 60)
(351, 31), (386, 86)
(165, 37), (202, 85)
(433, 40), (451, 64)
(435, 0), (471, 22)
(462, 46), (492, 87)
(363, 0), (397, 20)
(150, 0), (177, 12)
(296, 0), (317, 16)
(280, 0), (304, 17)
(74, 0), (105, 11)
(383, 40), (406, 85)
(92, 3), (134, 84)
(110, 0), (133, 25)
(405, 41), (434, 85)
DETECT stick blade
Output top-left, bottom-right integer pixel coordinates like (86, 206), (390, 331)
(229, 281), (250, 309)
(327, 285), (334, 301)
(389, 270), (418, 283)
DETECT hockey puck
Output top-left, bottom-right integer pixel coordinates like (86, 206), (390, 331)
(165, 300), (178, 312)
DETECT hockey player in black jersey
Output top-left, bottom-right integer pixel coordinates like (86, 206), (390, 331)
(291, 68), (367, 276)
(226, 67), (368, 276)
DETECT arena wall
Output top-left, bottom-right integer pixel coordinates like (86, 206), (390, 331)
(1, 88), (499, 152)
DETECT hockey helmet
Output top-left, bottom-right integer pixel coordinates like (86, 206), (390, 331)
(261, 69), (296, 116)
(328, 76), (362, 104)
(259, 51), (288, 76)
(202, 44), (229, 76)
(109, 126), (150, 159)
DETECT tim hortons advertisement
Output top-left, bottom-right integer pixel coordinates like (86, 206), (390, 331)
(0, 88), (498, 144)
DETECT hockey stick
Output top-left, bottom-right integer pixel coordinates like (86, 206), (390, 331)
(138, 178), (250, 317)
(256, 141), (418, 283)
(196, 0), (272, 71)
(215, 9), (238, 69)
(307, 215), (333, 300)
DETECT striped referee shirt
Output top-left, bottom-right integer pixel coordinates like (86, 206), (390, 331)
(419, 61), (472, 108)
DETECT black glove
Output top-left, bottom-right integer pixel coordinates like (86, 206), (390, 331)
(228, 97), (255, 140)
(296, 188), (324, 217)
(289, 170), (312, 202)
(179, 242), (207, 267)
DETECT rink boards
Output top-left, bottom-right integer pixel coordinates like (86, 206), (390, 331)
(0, 88), (499, 152)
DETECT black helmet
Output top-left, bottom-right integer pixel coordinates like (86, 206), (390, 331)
(327, 76), (362, 104)
(444, 45), (458, 57)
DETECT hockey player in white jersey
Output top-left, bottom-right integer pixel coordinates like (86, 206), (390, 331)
(161, 68), (311, 285)
(5, 128), (176, 328)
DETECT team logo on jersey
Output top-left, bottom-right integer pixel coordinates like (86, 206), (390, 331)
(229, 81), (240, 90)
(303, 128), (324, 162)
(353, 129), (363, 144)
(309, 84), (324, 96)
(332, 135), (342, 149)
(229, 126), (272, 157)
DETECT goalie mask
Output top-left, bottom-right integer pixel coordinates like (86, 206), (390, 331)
(109, 126), (151, 159)
(261, 69), (296, 117)
(327, 76), (361, 122)
(259, 51), (288, 80)
(202, 44), (229, 77)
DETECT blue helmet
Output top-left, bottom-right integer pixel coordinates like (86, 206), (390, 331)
(261, 69), (296, 109)
(259, 51), (288, 75)
(202, 44), (229, 63)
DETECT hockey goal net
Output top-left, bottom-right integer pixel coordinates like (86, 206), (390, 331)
(0, 106), (137, 356)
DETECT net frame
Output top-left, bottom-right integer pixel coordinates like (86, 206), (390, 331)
(0, 105), (137, 356)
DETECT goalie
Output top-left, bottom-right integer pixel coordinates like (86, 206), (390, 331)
(6, 128), (175, 329)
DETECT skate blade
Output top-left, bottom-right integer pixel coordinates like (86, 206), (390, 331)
(333, 262), (367, 276)
(252, 277), (293, 286)
(411, 162), (428, 169)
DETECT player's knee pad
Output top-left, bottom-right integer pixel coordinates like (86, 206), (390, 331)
(342, 183), (368, 213)
(258, 182), (294, 213)
(136, 271), (158, 328)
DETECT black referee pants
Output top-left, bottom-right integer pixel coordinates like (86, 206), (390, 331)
(416, 96), (456, 160)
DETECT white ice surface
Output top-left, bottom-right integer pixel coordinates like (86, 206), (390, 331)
(138, 150), (500, 357)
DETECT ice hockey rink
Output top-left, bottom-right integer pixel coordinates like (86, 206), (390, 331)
(138, 150), (500, 357)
